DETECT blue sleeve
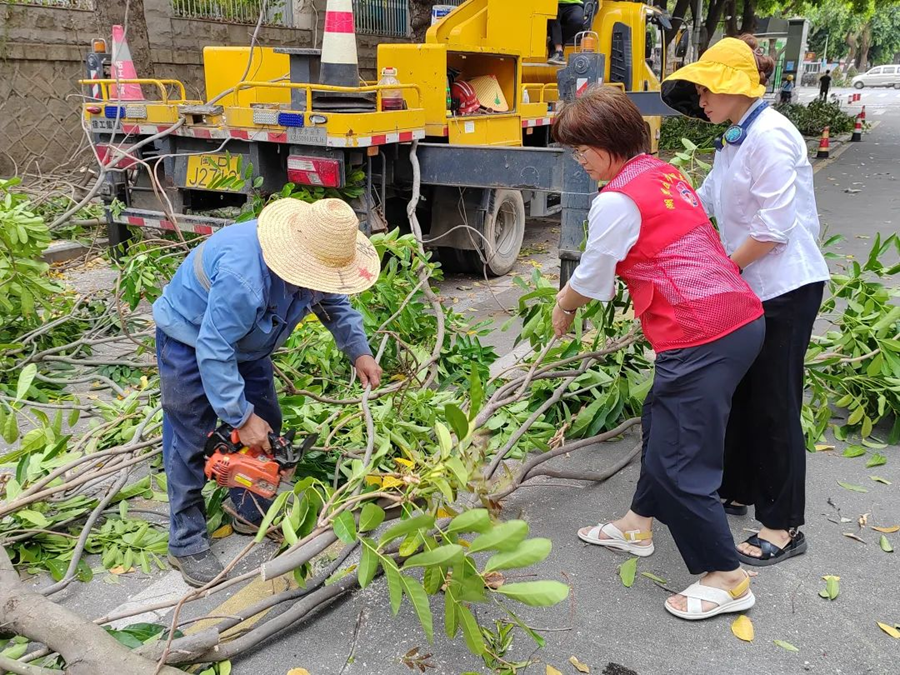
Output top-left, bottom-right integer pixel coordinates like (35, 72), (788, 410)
(196, 268), (263, 427)
(313, 294), (373, 363)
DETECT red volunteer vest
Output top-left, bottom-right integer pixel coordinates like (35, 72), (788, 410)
(604, 155), (763, 353)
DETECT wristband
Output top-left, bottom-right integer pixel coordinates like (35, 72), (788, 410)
(556, 300), (577, 316)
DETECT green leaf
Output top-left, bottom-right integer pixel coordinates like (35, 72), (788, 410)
(446, 508), (491, 534)
(774, 640), (799, 652)
(359, 503), (386, 532)
(457, 604), (485, 655)
(880, 535), (893, 553)
(493, 580), (570, 607)
(383, 557), (403, 615)
(15, 364), (37, 401)
(866, 453), (887, 468)
(837, 481), (868, 493)
(819, 575), (840, 600)
(469, 520), (529, 553)
(379, 513), (435, 547)
(403, 544), (464, 569)
(324, 564), (357, 586)
(3, 410), (20, 444)
(333, 510), (357, 544)
(484, 538), (552, 573)
(358, 538), (379, 587)
(68, 406), (81, 428)
(16, 509), (50, 528)
(401, 575), (434, 643)
(870, 476), (892, 485)
(254, 490), (290, 542)
(842, 445), (866, 458)
(469, 369), (484, 419)
(444, 403), (469, 440)
(444, 595), (459, 639)
(618, 557), (638, 588)
(641, 571), (668, 585)
(444, 457), (469, 487)
(435, 422), (452, 457)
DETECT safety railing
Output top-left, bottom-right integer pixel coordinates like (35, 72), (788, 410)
(79, 79), (190, 104)
(170, 0), (294, 27)
(232, 81), (425, 112)
(353, 0), (409, 38)
(523, 83), (559, 104)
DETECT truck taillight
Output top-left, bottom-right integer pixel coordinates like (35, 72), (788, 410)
(287, 156), (342, 188)
(96, 143), (138, 169)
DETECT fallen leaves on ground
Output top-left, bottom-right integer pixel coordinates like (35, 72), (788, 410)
(212, 524), (233, 539)
(287, 670), (311, 675)
(870, 476), (892, 485)
(858, 513), (869, 528)
(618, 557), (637, 588)
(819, 575), (840, 600)
(872, 525), (899, 533)
(546, 667), (563, 675)
(569, 656), (590, 673)
(640, 572), (667, 585)
(837, 481), (868, 493)
(773, 640), (799, 652)
(877, 622), (900, 639)
(814, 444), (835, 452)
(731, 615), (754, 642)
(880, 535), (894, 553)
(842, 532), (866, 544)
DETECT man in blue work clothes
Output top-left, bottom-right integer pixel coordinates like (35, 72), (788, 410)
(153, 198), (382, 587)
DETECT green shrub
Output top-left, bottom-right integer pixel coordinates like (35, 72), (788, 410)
(774, 100), (856, 137)
(659, 116), (727, 151)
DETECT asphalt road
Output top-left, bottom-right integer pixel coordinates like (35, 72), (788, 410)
(38, 102), (900, 675)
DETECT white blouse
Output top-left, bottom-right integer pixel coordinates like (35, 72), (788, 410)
(697, 101), (830, 301)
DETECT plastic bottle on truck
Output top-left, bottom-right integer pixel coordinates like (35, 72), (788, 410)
(378, 67), (406, 111)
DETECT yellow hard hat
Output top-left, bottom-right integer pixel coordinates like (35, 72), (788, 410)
(661, 38), (766, 120)
(787, 74), (794, 81)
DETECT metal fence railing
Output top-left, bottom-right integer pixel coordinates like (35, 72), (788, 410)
(353, 0), (409, 38)
(170, 0), (294, 27)
(0, 0), (94, 9)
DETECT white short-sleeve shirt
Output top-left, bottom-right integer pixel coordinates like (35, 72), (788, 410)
(697, 100), (830, 301)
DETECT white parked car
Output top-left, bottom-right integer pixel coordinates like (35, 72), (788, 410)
(852, 64), (900, 89)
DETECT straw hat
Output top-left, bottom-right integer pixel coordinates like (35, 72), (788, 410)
(470, 75), (509, 112)
(661, 38), (767, 120)
(257, 198), (380, 294)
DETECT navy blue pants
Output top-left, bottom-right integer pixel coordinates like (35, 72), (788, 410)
(157, 328), (281, 557)
(630, 318), (765, 575)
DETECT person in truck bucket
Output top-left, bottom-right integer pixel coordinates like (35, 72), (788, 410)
(152, 198), (382, 588)
(551, 85), (765, 621)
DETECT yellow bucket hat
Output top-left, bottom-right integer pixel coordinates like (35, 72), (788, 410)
(661, 38), (766, 120)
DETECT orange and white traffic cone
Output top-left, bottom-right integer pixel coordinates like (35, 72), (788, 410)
(109, 24), (143, 100)
(851, 116), (863, 142)
(816, 126), (830, 159)
(319, 0), (360, 88)
(859, 105), (866, 121)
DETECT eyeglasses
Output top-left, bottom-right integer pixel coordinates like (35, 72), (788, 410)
(572, 148), (589, 162)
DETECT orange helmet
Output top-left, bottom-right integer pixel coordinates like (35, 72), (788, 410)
(451, 80), (480, 115)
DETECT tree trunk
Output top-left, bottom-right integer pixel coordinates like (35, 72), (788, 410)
(739, 0), (757, 36)
(856, 22), (871, 70)
(96, 0), (155, 79)
(702, 0), (727, 53)
(665, 0), (693, 47)
(725, 0), (739, 37)
(0, 548), (181, 675)
(846, 30), (859, 67)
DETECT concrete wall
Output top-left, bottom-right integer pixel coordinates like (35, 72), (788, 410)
(0, 0), (324, 175)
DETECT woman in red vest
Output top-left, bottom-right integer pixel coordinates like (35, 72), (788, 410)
(551, 86), (765, 620)
(662, 36), (829, 567)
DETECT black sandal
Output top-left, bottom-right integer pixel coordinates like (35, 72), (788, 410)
(722, 499), (748, 516)
(736, 530), (808, 567)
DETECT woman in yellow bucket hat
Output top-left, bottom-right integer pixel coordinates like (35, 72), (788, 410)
(662, 36), (830, 582)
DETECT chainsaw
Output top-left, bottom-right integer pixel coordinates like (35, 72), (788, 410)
(203, 424), (317, 499)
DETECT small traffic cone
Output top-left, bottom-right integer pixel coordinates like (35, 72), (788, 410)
(316, 0), (372, 110)
(816, 126), (830, 159)
(859, 105), (866, 121)
(109, 25), (143, 100)
(851, 116), (862, 142)
(855, 93), (861, 103)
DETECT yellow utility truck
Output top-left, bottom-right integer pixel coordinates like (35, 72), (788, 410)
(82, 0), (675, 278)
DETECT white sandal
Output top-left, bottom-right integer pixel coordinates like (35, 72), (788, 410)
(664, 570), (755, 621)
(577, 522), (655, 557)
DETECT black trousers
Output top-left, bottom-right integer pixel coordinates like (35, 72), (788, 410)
(720, 282), (825, 531)
(630, 317), (765, 575)
(548, 4), (585, 47)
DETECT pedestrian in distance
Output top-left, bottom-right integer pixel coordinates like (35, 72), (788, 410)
(780, 74), (794, 104)
(662, 35), (829, 568)
(153, 198), (382, 587)
(819, 69), (832, 101)
(548, 0), (585, 65)
(551, 86), (765, 620)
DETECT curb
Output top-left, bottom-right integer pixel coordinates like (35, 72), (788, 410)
(43, 239), (108, 264)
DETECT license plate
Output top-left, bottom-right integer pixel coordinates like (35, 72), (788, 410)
(184, 154), (242, 190)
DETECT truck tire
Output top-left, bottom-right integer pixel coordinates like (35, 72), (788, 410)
(462, 189), (526, 277)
